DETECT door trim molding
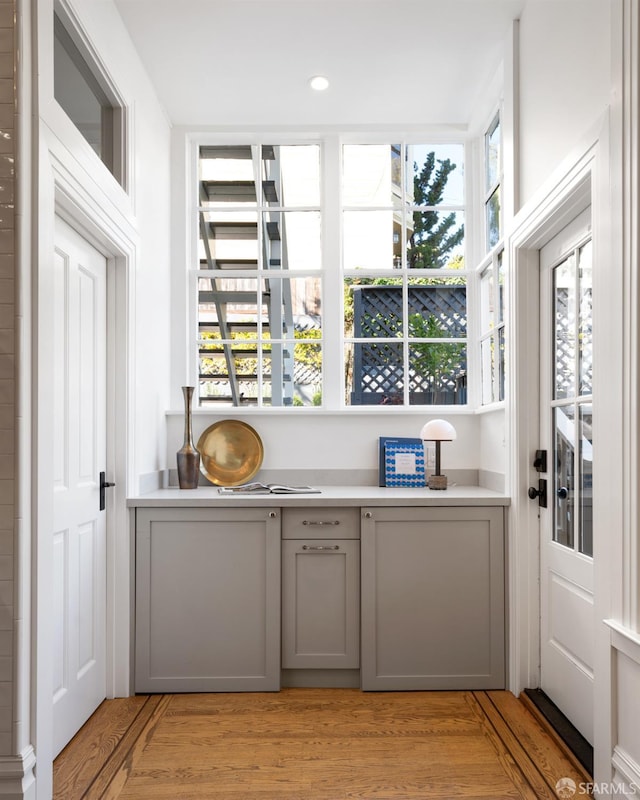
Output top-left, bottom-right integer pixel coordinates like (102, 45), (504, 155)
(508, 108), (624, 788)
(32, 128), (138, 797)
(507, 130), (598, 697)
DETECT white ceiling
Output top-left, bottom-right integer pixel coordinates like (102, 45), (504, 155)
(113, 0), (526, 127)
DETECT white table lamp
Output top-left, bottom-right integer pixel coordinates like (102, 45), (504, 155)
(420, 419), (457, 490)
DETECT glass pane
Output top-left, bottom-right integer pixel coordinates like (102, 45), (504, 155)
(554, 254), (576, 400)
(199, 145), (257, 208)
(343, 210), (398, 270)
(264, 211), (321, 270)
(481, 336), (496, 405)
(288, 276), (322, 335)
(407, 144), (465, 207)
(407, 211), (464, 269)
(498, 327), (506, 402)
(409, 343), (467, 405)
(342, 145), (401, 207)
(198, 276), (263, 335)
(262, 276), (322, 342)
(408, 284), (467, 337)
(199, 210), (259, 270)
(266, 276), (321, 339)
(54, 14), (117, 176)
(345, 341), (404, 406)
(485, 188), (500, 250)
(200, 144), (320, 209)
(480, 266), (494, 333)
(275, 145), (321, 207)
(263, 340), (298, 406)
(292, 341), (323, 406)
(578, 241), (593, 395)
(497, 250), (505, 323)
(199, 339), (263, 406)
(554, 405), (575, 549)
(348, 282), (403, 338)
(579, 404), (593, 557)
(54, 33), (103, 156)
(485, 114), (501, 192)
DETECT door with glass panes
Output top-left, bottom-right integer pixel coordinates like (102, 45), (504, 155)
(538, 208), (594, 745)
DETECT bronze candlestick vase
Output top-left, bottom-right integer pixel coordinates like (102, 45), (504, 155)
(177, 386), (200, 489)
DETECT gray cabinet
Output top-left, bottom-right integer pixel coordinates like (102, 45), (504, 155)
(361, 506), (505, 690)
(281, 508), (360, 671)
(135, 507), (280, 692)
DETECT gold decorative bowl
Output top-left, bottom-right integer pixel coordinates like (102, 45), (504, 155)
(197, 420), (264, 486)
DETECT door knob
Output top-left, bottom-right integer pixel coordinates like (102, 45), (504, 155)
(528, 478), (547, 508)
(557, 486), (569, 500)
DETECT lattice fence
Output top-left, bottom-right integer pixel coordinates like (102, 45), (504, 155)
(554, 287), (593, 397)
(350, 285), (467, 405)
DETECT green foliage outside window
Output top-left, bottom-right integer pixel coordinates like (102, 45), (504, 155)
(409, 153), (465, 269)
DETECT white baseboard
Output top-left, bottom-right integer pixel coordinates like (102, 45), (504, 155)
(612, 746), (640, 794)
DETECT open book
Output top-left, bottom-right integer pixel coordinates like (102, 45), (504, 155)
(217, 482), (321, 495)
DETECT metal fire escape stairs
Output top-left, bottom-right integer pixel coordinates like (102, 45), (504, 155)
(198, 145), (295, 405)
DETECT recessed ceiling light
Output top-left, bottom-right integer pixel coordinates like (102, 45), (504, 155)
(309, 75), (329, 92)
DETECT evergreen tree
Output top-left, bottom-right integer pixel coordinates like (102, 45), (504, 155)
(408, 152), (464, 269)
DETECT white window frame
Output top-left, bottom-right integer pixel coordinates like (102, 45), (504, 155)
(484, 111), (502, 254)
(54, 0), (129, 190)
(477, 246), (506, 407)
(187, 132), (478, 413)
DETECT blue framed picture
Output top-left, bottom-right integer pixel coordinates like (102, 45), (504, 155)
(378, 437), (426, 487)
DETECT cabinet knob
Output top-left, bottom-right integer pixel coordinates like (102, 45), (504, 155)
(268, 511), (277, 518)
(364, 511), (373, 519)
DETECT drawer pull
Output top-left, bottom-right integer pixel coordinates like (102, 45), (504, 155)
(302, 520), (340, 526)
(302, 544), (340, 551)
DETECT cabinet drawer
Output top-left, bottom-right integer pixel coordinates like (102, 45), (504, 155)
(282, 507), (360, 539)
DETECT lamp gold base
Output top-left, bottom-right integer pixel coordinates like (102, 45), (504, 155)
(427, 474), (448, 490)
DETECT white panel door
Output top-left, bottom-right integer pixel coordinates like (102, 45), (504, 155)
(52, 216), (107, 757)
(539, 208), (594, 744)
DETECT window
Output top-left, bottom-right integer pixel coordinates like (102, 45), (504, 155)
(484, 113), (501, 252)
(193, 139), (467, 409)
(197, 144), (322, 406)
(54, 11), (126, 186)
(342, 144), (466, 406)
(478, 111), (505, 406)
(479, 248), (505, 404)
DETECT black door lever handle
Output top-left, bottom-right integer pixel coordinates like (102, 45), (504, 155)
(99, 471), (115, 511)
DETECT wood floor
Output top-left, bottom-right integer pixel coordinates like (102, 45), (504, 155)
(53, 689), (592, 799)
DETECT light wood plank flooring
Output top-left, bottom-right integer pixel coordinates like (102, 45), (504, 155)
(54, 689), (592, 799)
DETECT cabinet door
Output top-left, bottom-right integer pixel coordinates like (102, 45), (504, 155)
(361, 506), (505, 690)
(282, 539), (360, 669)
(135, 507), (280, 692)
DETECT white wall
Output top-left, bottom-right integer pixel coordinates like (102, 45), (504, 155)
(518, 0), (612, 206)
(478, 409), (507, 487)
(167, 411), (479, 485)
(40, 0), (173, 489)
(71, 0), (172, 485)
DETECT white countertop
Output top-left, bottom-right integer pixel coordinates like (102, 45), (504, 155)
(127, 485), (510, 508)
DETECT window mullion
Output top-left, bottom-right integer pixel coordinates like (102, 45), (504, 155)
(322, 135), (343, 409)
